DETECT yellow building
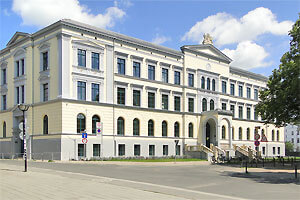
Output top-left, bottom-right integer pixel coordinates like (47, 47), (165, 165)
(0, 19), (284, 160)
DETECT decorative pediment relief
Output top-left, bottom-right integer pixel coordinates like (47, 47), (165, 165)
(39, 71), (50, 82)
(7, 32), (30, 46)
(0, 85), (8, 94)
(12, 47), (26, 57)
(0, 61), (8, 69)
(72, 39), (104, 50)
(38, 42), (50, 51)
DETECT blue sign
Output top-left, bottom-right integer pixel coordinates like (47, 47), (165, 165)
(97, 129), (101, 133)
(82, 132), (87, 139)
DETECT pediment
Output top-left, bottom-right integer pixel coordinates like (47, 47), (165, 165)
(7, 32), (30, 46)
(72, 39), (104, 50)
(182, 44), (232, 64)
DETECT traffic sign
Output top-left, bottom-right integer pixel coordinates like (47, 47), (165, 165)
(82, 138), (88, 144)
(82, 132), (87, 139)
(254, 140), (260, 146)
(254, 133), (260, 140)
(96, 122), (103, 135)
(261, 134), (268, 142)
(19, 132), (29, 140)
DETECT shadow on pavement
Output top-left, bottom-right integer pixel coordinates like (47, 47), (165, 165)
(222, 171), (300, 185)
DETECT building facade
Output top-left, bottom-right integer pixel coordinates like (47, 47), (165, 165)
(0, 19), (284, 160)
(285, 125), (300, 152)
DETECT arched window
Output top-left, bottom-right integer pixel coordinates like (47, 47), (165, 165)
(222, 125), (226, 139)
(272, 130), (275, 141)
(3, 122), (6, 138)
(117, 117), (125, 135)
(207, 78), (210, 90)
(212, 79), (216, 91)
(43, 115), (48, 135)
(77, 113), (86, 133)
(210, 99), (214, 110)
(277, 130), (280, 141)
(232, 127), (235, 140)
(188, 123), (193, 138)
(174, 122), (180, 137)
(92, 115), (100, 134)
(162, 121), (167, 137)
(201, 77), (205, 89)
(239, 127), (242, 140)
(202, 98), (207, 112)
(133, 118), (140, 136)
(247, 128), (250, 140)
(148, 120), (154, 136)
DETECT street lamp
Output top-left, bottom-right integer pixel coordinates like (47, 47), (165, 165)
(18, 104), (29, 172)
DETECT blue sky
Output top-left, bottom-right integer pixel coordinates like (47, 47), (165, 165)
(0, 0), (299, 76)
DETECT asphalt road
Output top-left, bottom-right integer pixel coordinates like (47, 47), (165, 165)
(1, 160), (299, 199)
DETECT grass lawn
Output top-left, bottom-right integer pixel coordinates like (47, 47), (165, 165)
(102, 158), (207, 162)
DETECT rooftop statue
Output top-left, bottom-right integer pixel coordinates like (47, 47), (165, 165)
(202, 33), (213, 45)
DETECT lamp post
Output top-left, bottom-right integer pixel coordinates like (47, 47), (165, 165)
(18, 104), (29, 172)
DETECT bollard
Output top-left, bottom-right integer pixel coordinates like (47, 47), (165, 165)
(262, 158), (264, 167)
(295, 165), (298, 179)
(245, 161), (248, 174)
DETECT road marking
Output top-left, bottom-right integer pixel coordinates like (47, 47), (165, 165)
(34, 167), (248, 200)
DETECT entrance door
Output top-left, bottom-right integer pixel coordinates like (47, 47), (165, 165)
(206, 123), (210, 148)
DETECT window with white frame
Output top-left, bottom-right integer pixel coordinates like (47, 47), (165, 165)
(43, 83), (49, 102)
(77, 81), (86, 100)
(91, 83), (100, 102)
(162, 68), (168, 83)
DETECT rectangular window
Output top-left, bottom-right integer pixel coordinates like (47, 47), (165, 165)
(117, 87), (125, 105)
(21, 59), (25, 75)
(222, 81), (227, 93)
(21, 85), (24, 103)
(254, 89), (258, 100)
(247, 87), (251, 99)
(277, 147), (280, 155)
(78, 144), (86, 157)
(148, 92), (155, 108)
(149, 145), (155, 156)
(188, 98), (194, 112)
(174, 71), (180, 85)
(188, 73), (194, 87)
(133, 62), (140, 78)
(222, 103), (226, 111)
(148, 65), (155, 80)
(238, 106), (243, 119)
(230, 83), (235, 95)
(262, 147), (265, 155)
(2, 95), (6, 110)
(247, 107), (251, 120)
(117, 58), (125, 75)
(42, 52), (48, 71)
(162, 94), (168, 110)
(118, 144), (125, 156)
(93, 144), (100, 157)
(16, 61), (20, 77)
(43, 83), (48, 102)
(273, 147), (276, 155)
(134, 144), (140, 156)
(176, 145), (180, 156)
(2, 68), (6, 85)
(77, 81), (86, 100)
(92, 52), (99, 70)
(162, 68), (168, 83)
(163, 145), (168, 156)
(238, 85), (243, 97)
(174, 96), (181, 111)
(78, 49), (86, 67)
(230, 105), (235, 118)
(254, 108), (258, 120)
(91, 83), (100, 102)
(16, 87), (19, 104)
(133, 90), (141, 106)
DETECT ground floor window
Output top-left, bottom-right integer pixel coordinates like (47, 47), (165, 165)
(118, 144), (125, 156)
(163, 145), (168, 156)
(277, 147), (280, 155)
(93, 144), (100, 157)
(149, 145), (155, 156)
(273, 147), (276, 155)
(134, 144), (140, 156)
(78, 144), (86, 157)
(262, 146), (265, 155)
(176, 145), (180, 156)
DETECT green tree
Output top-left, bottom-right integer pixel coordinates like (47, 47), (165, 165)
(256, 15), (300, 127)
(285, 141), (294, 153)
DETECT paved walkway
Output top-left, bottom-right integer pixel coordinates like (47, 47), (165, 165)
(0, 162), (186, 200)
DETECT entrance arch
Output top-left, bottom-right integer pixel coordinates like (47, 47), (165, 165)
(203, 118), (217, 148)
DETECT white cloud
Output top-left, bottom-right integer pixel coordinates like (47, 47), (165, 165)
(182, 7), (293, 46)
(151, 34), (171, 45)
(222, 41), (271, 69)
(12, 0), (126, 29)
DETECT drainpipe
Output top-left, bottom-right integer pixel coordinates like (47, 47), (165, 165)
(30, 38), (35, 160)
(112, 38), (116, 157)
(181, 54), (186, 155)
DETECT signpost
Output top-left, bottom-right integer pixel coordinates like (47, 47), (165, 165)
(174, 139), (179, 163)
(81, 131), (87, 157)
(96, 122), (103, 160)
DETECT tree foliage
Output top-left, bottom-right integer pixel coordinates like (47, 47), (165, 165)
(256, 15), (300, 127)
(285, 141), (294, 153)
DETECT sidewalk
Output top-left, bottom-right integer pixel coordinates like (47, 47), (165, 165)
(0, 162), (186, 200)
